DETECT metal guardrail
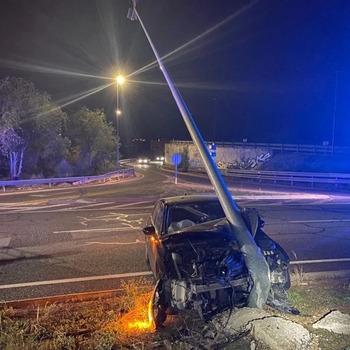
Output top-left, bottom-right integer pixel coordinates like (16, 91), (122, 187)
(221, 169), (350, 188)
(170, 140), (350, 155)
(0, 168), (135, 192)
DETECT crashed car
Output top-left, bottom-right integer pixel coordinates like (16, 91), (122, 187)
(143, 195), (293, 328)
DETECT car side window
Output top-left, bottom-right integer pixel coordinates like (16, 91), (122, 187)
(152, 201), (165, 235)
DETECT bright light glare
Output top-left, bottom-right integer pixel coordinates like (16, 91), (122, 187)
(0, 58), (110, 80)
(127, 0), (258, 79)
(116, 75), (125, 85)
(41, 82), (114, 116)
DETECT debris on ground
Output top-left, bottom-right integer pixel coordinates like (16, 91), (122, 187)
(313, 310), (350, 335)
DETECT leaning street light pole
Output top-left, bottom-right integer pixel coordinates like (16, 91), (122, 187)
(115, 75), (125, 170)
(127, 3), (271, 308)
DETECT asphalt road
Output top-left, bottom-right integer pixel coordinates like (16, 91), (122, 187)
(0, 163), (349, 301)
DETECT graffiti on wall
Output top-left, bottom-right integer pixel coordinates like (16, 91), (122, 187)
(189, 152), (203, 168)
(217, 152), (271, 170)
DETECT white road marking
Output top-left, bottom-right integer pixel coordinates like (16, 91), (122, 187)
(113, 201), (154, 208)
(77, 212), (144, 228)
(64, 201), (115, 211)
(291, 258), (350, 264)
(0, 271), (153, 290)
(53, 227), (140, 234)
(0, 202), (67, 210)
(234, 194), (331, 200)
(29, 194), (50, 197)
(83, 239), (144, 246)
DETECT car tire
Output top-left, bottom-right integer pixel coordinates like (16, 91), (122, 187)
(145, 243), (151, 269)
(151, 280), (167, 329)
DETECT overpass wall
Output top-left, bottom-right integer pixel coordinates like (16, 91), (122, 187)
(165, 142), (272, 170)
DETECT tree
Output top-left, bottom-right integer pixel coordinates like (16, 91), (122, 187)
(25, 95), (70, 177)
(0, 76), (68, 179)
(66, 107), (116, 175)
(0, 126), (26, 179)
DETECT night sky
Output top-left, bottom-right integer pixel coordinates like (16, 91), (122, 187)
(0, 0), (349, 146)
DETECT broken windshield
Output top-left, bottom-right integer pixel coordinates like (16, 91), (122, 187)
(166, 201), (225, 234)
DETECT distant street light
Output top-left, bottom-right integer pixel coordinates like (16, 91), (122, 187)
(116, 75), (125, 170)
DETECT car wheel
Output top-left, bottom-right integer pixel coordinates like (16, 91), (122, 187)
(151, 280), (167, 329)
(145, 243), (151, 269)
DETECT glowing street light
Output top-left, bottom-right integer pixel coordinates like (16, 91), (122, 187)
(116, 75), (125, 85)
(116, 75), (125, 170)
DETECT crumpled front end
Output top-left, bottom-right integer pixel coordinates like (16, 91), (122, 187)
(161, 228), (251, 319)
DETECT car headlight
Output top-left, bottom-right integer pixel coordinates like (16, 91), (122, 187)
(221, 252), (245, 277)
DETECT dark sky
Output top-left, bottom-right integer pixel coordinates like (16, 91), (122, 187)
(0, 0), (349, 146)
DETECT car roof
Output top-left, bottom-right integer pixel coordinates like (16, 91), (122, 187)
(160, 194), (219, 206)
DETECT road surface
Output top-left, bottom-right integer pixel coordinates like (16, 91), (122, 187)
(0, 163), (349, 301)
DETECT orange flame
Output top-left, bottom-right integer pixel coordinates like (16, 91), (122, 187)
(127, 290), (155, 331)
(147, 294), (156, 331)
(127, 320), (150, 330)
(114, 292), (155, 335)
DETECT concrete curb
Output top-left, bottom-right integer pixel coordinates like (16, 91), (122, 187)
(290, 269), (350, 282)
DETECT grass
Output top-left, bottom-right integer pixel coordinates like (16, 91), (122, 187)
(0, 278), (349, 349)
(0, 278), (155, 350)
(286, 280), (350, 350)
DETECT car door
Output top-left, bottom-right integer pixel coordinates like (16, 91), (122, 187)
(148, 200), (166, 279)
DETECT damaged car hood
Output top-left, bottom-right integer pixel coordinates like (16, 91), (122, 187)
(162, 218), (237, 245)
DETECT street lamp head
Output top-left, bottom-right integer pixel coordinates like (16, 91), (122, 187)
(116, 109), (122, 116)
(116, 75), (125, 85)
